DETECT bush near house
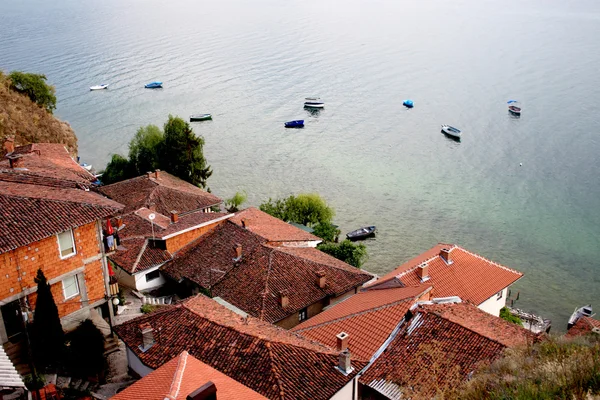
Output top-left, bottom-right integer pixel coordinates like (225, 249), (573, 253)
(66, 319), (105, 378)
(499, 306), (523, 326)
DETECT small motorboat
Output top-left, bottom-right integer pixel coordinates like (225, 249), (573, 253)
(346, 226), (376, 241)
(90, 84), (109, 91)
(190, 114), (212, 122)
(508, 100), (521, 115)
(403, 99), (414, 108)
(441, 124), (462, 139)
(304, 97), (325, 108)
(284, 120), (304, 128)
(567, 304), (594, 329)
(80, 163), (93, 171)
(145, 81), (163, 89)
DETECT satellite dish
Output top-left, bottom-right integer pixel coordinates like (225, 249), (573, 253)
(148, 213), (156, 221)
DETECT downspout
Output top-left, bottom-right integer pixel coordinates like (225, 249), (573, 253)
(96, 220), (116, 336)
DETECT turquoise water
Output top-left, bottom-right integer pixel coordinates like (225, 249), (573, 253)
(1, 0), (599, 329)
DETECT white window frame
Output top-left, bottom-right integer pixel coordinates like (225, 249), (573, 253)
(496, 290), (503, 300)
(145, 269), (161, 282)
(57, 229), (76, 259)
(299, 307), (308, 322)
(62, 275), (80, 300)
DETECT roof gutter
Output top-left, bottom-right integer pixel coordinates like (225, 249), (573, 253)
(160, 213), (234, 240)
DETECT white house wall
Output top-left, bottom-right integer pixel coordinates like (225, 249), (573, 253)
(126, 347), (154, 378)
(133, 266), (166, 291)
(329, 377), (356, 400)
(114, 265), (136, 289)
(478, 287), (508, 316)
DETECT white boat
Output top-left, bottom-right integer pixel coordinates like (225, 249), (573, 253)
(441, 124), (461, 139)
(567, 304), (593, 329)
(304, 97), (325, 108)
(90, 84), (109, 91)
(80, 163), (93, 171)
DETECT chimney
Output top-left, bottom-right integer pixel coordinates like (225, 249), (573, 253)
(233, 244), (242, 260)
(440, 248), (453, 265)
(279, 290), (289, 308)
(146, 171), (152, 179)
(116, 217), (123, 230)
(154, 169), (161, 179)
(336, 332), (349, 352)
(317, 270), (326, 289)
(139, 322), (154, 350)
(337, 349), (353, 375)
(148, 203), (156, 211)
(170, 210), (179, 223)
(7, 155), (23, 169)
(241, 218), (247, 229)
(3, 136), (15, 154)
(186, 381), (217, 400)
(416, 263), (429, 282)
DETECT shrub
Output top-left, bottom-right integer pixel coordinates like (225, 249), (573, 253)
(67, 319), (105, 378)
(317, 240), (367, 268)
(499, 307), (523, 326)
(141, 304), (158, 314)
(8, 71), (56, 113)
(23, 374), (45, 391)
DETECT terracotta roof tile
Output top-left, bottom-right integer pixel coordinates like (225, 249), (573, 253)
(115, 295), (367, 400)
(292, 286), (431, 360)
(565, 316), (600, 338)
(360, 302), (534, 399)
(97, 171), (222, 215)
(161, 221), (373, 323)
(369, 244), (523, 305)
(111, 351), (267, 400)
(0, 180), (123, 254)
(230, 208), (321, 243)
(109, 238), (172, 274)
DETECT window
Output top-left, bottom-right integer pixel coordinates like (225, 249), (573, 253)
(57, 229), (76, 258)
(496, 290), (503, 300)
(146, 269), (160, 282)
(299, 307), (308, 322)
(62, 275), (80, 300)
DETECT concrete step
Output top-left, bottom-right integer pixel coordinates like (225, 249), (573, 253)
(71, 378), (82, 390)
(42, 373), (57, 385)
(80, 381), (90, 391)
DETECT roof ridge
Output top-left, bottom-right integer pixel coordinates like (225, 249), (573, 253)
(131, 240), (149, 274)
(274, 246), (370, 276)
(259, 250), (275, 321)
(395, 253), (443, 279)
(455, 246), (523, 275)
(0, 191), (118, 210)
(166, 351), (188, 400)
(294, 297), (417, 333)
(266, 343), (286, 400)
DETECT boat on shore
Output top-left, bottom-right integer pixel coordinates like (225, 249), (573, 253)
(568, 304), (593, 329)
(508, 100), (521, 115)
(145, 81), (163, 89)
(304, 97), (325, 108)
(90, 84), (109, 90)
(441, 124), (462, 139)
(346, 226), (376, 241)
(190, 114), (212, 122)
(508, 307), (552, 334)
(284, 120), (304, 128)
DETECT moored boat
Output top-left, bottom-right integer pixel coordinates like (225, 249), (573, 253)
(346, 226), (376, 241)
(80, 163), (92, 171)
(145, 81), (163, 89)
(508, 100), (521, 115)
(284, 120), (304, 128)
(90, 84), (109, 90)
(190, 114), (212, 122)
(403, 99), (414, 108)
(568, 304), (593, 329)
(441, 124), (462, 139)
(304, 97), (325, 108)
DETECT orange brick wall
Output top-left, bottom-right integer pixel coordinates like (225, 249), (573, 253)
(0, 221), (107, 319)
(165, 220), (225, 253)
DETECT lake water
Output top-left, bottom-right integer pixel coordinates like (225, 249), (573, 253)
(2, 0), (599, 330)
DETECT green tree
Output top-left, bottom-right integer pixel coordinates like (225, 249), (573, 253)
(162, 115), (212, 188)
(313, 222), (341, 242)
(317, 240), (367, 268)
(31, 269), (65, 370)
(8, 71), (57, 113)
(259, 193), (334, 226)
(259, 197), (291, 221)
(128, 124), (164, 175)
(225, 191), (248, 212)
(67, 319), (105, 378)
(100, 154), (136, 185)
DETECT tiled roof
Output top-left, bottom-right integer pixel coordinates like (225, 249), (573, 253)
(0, 143), (95, 186)
(109, 238), (172, 274)
(359, 302), (530, 399)
(292, 286), (432, 360)
(114, 295), (368, 400)
(0, 343), (24, 388)
(97, 171), (222, 215)
(230, 208), (321, 243)
(111, 351), (267, 400)
(0, 180), (123, 254)
(565, 316), (600, 338)
(368, 244), (523, 305)
(161, 221), (373, 323)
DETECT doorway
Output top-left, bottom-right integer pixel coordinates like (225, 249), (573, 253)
(1, 299), (25, 343)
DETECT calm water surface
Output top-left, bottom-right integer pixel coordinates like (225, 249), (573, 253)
(2, 0), (600, 330)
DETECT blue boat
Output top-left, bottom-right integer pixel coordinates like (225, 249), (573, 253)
(284, 120), (304, 128)
(403, 99), (414, 108)
(144, 81), (163, 89)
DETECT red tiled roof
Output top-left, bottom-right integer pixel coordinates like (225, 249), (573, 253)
(369, 244), (523, 305)
(0, 181), (123, 254)
(161, 221), (373, 323)
(109, 238), (172, 274)
(230, 208), (321, 243)
(97, 171), (222, 215)
(359, 301), (534, 399)
(292, 286), (432, 360)
(111, 351), (267, 400)
(0, 143), (95, 186)
(565, 316), (600, 339)
(114, 295), (368, 400)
